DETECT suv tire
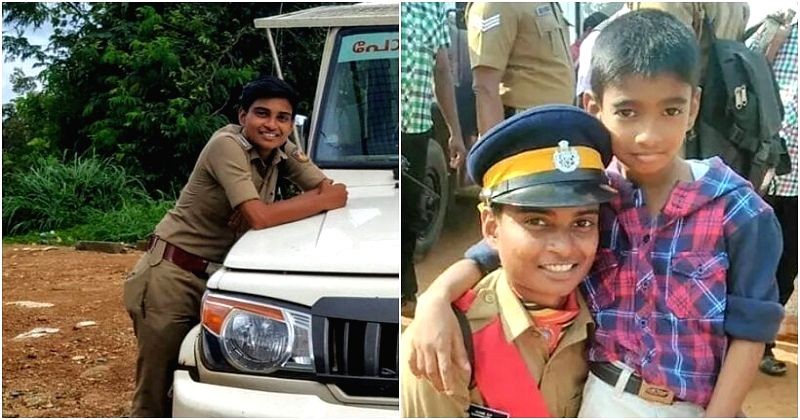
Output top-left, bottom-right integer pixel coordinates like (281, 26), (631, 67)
(414, 139), (449, 260)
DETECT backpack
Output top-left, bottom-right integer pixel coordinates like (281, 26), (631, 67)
(685, 17), (791, 193)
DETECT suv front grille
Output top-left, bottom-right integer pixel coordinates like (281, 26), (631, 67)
(311, 297), (398, 398)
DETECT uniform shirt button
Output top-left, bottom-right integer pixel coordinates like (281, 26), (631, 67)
(484, 293), (495, 304)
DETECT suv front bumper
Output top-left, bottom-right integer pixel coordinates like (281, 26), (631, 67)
(172, 369), (397, 417)
(172, 324), (398, 418)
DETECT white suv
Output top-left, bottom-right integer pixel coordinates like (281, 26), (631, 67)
(171, 3), (399, 417)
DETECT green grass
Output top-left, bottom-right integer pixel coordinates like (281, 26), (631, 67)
(3, 198), (174, 245)
(3, 152), (175, 243)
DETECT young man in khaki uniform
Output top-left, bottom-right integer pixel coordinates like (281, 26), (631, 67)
(122, 76), (348, 417)
(401, 105), (616, 417)
(467, 2), (575, 134)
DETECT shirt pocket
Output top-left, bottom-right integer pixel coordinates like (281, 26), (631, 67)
(667, 252), (729, 319)
(533, 6), (568, 56)
(586, 248), (620, 311)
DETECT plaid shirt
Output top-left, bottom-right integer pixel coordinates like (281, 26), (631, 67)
(769, 23), (798, 196)
(401, 2), (450, 134)
(582, 157), (784, 406)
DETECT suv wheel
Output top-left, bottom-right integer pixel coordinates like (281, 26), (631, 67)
(414, 139), (449, 260)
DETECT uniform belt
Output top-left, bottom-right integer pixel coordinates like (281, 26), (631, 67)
(147, 235), (215, 280)
(589, 362), (677, 405)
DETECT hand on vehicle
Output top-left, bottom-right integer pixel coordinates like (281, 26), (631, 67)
(407, 291), (471, 394)
(448, 134), (467, 169)
(318, 180), (348, 210)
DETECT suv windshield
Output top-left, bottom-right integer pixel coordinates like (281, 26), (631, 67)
(312, 27), (399, 169)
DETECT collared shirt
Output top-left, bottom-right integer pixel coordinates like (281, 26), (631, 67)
(768, 23), (797, 196)
(155, 124), (326, 262)
(401, 269), (593, 418)
(465, 159), (784, 406)
(467, 2), (574, 109)
(583, 157), (784, 406)
(401, 2), (450, 134)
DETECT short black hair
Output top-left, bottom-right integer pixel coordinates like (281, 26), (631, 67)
(582, 11), (608, 33)
(590, 9), (700, 100)
(239, 75), (300, 116)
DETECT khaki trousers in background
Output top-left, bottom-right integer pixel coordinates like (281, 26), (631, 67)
(122, 244), (207, 417)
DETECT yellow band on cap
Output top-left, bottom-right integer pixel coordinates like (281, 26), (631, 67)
(482, 146), (604, 189)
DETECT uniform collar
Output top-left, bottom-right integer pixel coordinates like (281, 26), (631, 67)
(496, 271), (593, 343)
(237, 125), (288, 165)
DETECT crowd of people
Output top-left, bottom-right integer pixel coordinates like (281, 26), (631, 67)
(401, 2), (797, 417)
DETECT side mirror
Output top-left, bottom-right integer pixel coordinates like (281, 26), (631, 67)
(293, 114), (309, 151)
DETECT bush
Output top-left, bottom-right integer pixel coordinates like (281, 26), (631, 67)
(65, 198), (174, 243)
(3, 152), (153, 235)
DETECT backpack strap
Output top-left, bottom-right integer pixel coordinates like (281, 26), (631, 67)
(765, 25), (791, 65)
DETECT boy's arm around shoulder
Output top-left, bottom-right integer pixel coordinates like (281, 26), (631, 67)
(401, 322), (471, 418)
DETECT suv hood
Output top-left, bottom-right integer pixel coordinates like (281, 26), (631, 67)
(223, 169), (399, 275)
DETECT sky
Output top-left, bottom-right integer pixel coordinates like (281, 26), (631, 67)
(2, 21), (52, 104)
(1, 1), (797, 104)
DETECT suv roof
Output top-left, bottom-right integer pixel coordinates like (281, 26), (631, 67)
(254, 2), (398, 29)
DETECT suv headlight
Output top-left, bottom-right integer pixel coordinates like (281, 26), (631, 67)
(201, 292), (313, 374)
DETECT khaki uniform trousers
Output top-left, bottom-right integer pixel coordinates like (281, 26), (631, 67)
(122, 245), (207, 417)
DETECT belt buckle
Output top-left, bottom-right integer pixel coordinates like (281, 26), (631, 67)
(637, 382), (674, 405)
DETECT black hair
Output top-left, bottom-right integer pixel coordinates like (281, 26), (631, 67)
(582, 11), (608, 33)
(239, 75), (300, 116)
(590, 9), (700, 100)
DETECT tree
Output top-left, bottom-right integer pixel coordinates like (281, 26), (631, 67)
(3, 3), (331, 192)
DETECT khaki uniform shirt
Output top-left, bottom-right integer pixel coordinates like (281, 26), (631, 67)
(467, 2), (575, 110)
(154, 124), (326, 262)
(401, 269), (593, 417)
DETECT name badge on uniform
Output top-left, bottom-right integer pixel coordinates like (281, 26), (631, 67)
(468, 404), (509, 418)
(535, 5), (553, 16)
(469, 14), (501, 33)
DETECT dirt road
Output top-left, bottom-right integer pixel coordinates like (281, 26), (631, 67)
(414, 198), (798, 418)
(3, 245), (140, 417)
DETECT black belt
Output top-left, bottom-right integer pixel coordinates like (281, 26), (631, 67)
(589, 362), (677, 404)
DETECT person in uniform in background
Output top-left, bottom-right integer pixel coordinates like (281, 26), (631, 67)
(466, 2), (574, 134)
(401, 2), (466, 317)
(122, 76), (348, 417)
(402, 105), (616, 417)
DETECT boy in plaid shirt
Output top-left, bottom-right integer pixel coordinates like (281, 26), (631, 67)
(405, 10), (784, 417)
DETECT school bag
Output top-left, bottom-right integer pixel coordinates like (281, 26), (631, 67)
(685, 16), (790, 193)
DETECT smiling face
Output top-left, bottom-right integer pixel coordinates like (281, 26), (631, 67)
(238, 97), (294, 158)
(483, 204), (600, 308)
(584, 74), (700, 183)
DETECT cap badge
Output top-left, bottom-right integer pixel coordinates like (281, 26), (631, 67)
(553, 140), (580, 173)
